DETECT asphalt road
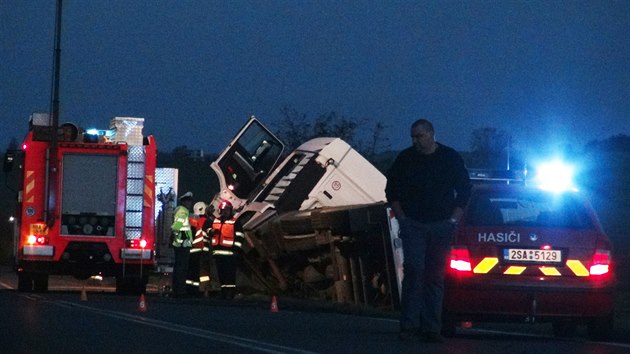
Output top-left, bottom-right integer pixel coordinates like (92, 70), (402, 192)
(1, 269), (629, 354)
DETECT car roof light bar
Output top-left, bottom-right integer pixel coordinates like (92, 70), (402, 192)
(468, 169), (526, 184)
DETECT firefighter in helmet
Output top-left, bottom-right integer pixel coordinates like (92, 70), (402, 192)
(171, 191), (194, 297)
(211, 200), (244, 299)
(186, 201), (214, 295)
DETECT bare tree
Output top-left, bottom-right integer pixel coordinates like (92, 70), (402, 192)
(273, 106), (313, 151)
(364, 121), (391, 160)
(273, 106), (391, 163)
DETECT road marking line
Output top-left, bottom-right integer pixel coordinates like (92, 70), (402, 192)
(0, 281), (14, 289)
(54, 300), (316, 354)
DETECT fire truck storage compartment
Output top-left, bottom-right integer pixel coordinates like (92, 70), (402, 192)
(61, 153), (118, 236)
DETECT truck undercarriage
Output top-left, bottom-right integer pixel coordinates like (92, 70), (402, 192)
(240, 203), (400, 309)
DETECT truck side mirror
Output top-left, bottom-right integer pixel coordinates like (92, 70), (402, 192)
(3, 151), (15, 173)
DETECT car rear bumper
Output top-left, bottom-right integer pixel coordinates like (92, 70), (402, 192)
(444, 280), (616, 321)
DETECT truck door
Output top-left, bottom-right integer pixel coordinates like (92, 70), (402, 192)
(210, 117), (284, 210)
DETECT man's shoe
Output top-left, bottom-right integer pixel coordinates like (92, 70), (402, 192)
(420, 332), (445, 343)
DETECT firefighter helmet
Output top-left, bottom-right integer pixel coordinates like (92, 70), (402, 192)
(193, 202), (206, 215)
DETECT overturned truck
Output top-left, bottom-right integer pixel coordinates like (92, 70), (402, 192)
(208, 117), (403, 309)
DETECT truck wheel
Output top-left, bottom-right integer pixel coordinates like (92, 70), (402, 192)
(587, 313), (613, 341)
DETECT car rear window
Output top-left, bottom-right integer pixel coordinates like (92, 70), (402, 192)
(468, 189), (593, 229)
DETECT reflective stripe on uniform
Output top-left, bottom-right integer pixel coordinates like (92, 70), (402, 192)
(199, 276), (210, 283)
(213, 250), (234, 256)
(185, 280), (200, 287)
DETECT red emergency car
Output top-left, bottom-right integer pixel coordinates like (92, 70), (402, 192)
(444, 167), (616, 341)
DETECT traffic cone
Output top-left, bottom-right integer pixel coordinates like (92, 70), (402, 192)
(80, 286), (88, 301)
(138, 293), (147, 312)
(270, 295), (279, 313)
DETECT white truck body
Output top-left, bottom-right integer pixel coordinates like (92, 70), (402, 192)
(208, 117), (403, 309)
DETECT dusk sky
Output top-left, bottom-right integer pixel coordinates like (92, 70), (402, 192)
(2, 1), (629, 155)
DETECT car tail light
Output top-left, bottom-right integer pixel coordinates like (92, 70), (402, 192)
(589, 249), (611, 276)
(450, 247), (472, 272)
(127, 239), (148, 248)
(26, 234), (48, 245)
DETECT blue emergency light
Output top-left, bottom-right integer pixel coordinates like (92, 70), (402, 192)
(531, 159), (578, 192)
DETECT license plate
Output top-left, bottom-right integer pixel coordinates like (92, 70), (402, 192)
(503, 248), (562, 263)
(30, 223), (48, 235)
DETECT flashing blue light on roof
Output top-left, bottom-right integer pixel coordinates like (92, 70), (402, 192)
(85, 128), (114, 139)
(532, 159), (578, 192)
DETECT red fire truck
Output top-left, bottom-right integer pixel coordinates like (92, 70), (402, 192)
(9, 114), (157, 294)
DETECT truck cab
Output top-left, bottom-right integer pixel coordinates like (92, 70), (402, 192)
(207, 117), (403, 309)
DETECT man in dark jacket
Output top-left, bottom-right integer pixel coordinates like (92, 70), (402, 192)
(386, 118), (471, 343)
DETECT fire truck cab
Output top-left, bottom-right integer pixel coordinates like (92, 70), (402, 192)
(9, 114), (157, 294)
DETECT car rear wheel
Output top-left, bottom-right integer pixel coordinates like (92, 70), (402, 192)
(587, 313), (613, 341)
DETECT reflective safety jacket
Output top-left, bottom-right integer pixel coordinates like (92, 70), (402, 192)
(171, 205), (192, 247)
(211, 218), (244, 256)
(190, 216), (211, 253)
